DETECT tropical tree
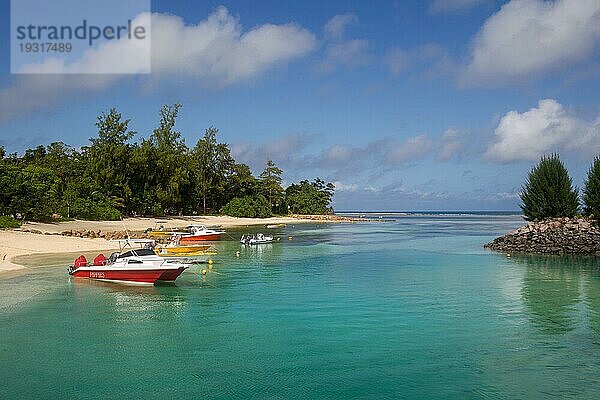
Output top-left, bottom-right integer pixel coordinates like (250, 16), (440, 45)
(583, 156), (600, 219)
(148, 103), (190, 214)
(285, 178), (335, 214)
(86, 108), (135, 209)
(221, 194), (272, 218)
(520, 154), (579, 221)
(191, 126), (234, 214)
(259, 160), (284, 212)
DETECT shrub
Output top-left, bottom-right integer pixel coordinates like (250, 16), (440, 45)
(0, 215), (20, 229)
(583, 156), (600, 219)
(520, 154), (579, 221)
(72, 198), (122, 221)
(221, 195), (272, 218)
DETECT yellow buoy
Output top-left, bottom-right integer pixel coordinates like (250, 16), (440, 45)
(208, 259), (213, 264)
(235, 251), (240, 257)
(201, 269), (207, 275)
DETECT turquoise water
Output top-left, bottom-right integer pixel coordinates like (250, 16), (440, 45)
(2, 215), (600, 399)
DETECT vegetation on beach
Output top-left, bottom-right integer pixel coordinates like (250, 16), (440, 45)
(0, 216), (20, 229)
(520, 154), (579, 221)
(0, 104), (335, 222)
(583, 156), (600, 220)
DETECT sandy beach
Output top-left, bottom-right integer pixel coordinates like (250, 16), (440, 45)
(0, 216), (308, 273)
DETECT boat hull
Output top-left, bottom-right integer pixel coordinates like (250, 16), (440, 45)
(155, 244), (212, 255)
(179, 234), (221, 243)
(71, 267), (187, 285)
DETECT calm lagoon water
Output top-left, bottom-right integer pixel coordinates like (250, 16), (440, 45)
(2, 214), (600, 399)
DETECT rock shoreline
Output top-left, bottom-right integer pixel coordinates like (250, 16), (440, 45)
(484, 217), (600, 255)
(14, 214), (370, 240)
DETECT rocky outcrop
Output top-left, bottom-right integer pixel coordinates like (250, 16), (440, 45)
(291, 214), (369, 222)
(19, 228), (153, 240)
(484, 217), (600, 255)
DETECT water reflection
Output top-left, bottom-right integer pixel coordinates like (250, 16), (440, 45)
(587, 277), (600, 338)
(516, 255), (581, 334)
(71, 278), (188, 319)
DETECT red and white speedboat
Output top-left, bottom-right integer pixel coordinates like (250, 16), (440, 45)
(177, 225), (224, 243)
(68, 240), (189, 285)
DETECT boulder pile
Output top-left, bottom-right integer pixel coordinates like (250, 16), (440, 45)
(484, 217), (600, 255)
(19, 229), (153, 240)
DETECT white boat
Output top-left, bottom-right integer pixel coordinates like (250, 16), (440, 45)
(240, 233), (274, 245)
(175, 225), (224, 243)
(68, 239), (190, 285)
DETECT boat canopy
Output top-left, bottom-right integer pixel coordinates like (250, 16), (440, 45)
(118, 248), (156, 258)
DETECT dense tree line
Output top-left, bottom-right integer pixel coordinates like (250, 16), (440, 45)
(0, 104), (335, 223)
(521, 154), (600, 221)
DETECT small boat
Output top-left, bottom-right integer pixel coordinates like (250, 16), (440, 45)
(145, 221), (179, 238)
(177, 225), (224, 243)
(265, 223), (286, 229)
(155, 243), (212, 256)
(67, 239), (189, 285)
(240, 233), (274, 245)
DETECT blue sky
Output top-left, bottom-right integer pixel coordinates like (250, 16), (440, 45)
(1, 0), (599, 211)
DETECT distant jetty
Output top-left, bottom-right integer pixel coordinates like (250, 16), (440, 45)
(485, 217), (600, 255)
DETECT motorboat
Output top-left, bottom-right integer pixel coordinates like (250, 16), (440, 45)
(177, 225), (224, 243)
(240, 233), (274, 245)
(265, 223), (286, 229)
(145, 221), (179, 238)
(155, 243), (213, 256)
(68, 239), (189, 285)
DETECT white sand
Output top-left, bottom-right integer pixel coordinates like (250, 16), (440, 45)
(1, 216), (305, 272)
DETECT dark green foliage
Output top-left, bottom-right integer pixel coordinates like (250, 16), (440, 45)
(0, 104), (335, 221)
(520, 154), (579, 221)
(192, 126), (234, 214)
(0, 216), (20, 229)
(259, 160), (284, 213)
(285, 178), (335, 215)
(583, 156), (600, 219)
(221, 195), (272, 218)
(71, 198), (121, 221)
(87, 108), (135, 205)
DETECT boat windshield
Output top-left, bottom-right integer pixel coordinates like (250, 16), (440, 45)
(118, 248), (156, 258)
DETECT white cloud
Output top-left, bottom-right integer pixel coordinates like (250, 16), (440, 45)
(463, 0), (600, 85)
(332, 181), (358, 192)
(323, 13), (357, 39)
(316, 13), (370, 73)
(485, 99), (600, 162)
(230, 133), (315, 172)
(150, 8), (315, 85)
(384, 134), (435, 164)
(438, 128), (467, 161)
(384, 48), (410, 76)
(0, 7), (316, 122)
(430, 0), (488, 14)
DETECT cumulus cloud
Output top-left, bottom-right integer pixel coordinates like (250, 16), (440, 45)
(463, 0), (600, 85)
(332, 181), (358, 192)
(438, 128), (467, 161)
(323, 13), (357, 39)
(485, 99), (600, 162)
(0, 7), (316, 122)
(384, 134), (435, 164)
(316, 13), (370, 73)
(430, 0), (488, 14)
(230, 133), (316, 172)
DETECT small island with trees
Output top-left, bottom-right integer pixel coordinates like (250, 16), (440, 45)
(0, 104), (336, 228)
(485, 154), (600, 255)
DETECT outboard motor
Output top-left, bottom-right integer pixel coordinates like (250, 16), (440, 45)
(69, 255), (87, 275)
